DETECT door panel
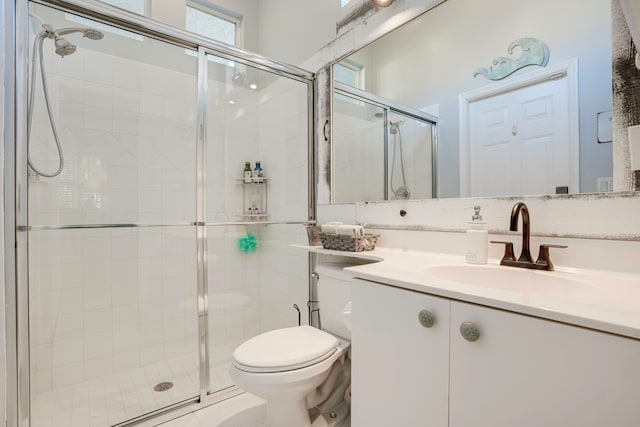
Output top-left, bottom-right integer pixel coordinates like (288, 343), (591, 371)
(469, 76), (572, 197)
(352, 279), (449, 427)
(450, 301), (640, 427)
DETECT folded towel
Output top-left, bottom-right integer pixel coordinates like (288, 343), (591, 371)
(320, 221), (343, 234)
(337, 224), (365, 237)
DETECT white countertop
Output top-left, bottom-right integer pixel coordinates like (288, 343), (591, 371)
(296, 245), (640, 340)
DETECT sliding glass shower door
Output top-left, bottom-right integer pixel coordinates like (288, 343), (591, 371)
(203, 53), (312, 394)
(26, 3), (201, 425)
(22, 2), (313, 426)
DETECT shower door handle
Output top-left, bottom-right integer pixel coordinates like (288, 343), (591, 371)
(323, 120), (329, 142)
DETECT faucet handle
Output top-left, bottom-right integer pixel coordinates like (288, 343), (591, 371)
(535, 244), (568, 271)
(490, 240), (516, 263)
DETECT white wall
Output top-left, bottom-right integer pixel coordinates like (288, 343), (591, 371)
(257, 0), (341, 66)
(144, 0), (341, 67)
(207, 0), (260, 52)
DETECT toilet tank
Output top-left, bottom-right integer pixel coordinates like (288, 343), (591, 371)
(315, 262), (361, 340)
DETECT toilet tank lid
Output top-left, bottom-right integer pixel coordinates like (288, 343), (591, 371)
(233, 325), (338, 370)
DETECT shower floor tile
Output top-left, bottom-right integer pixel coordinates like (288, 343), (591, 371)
(31, 354), (200, 427)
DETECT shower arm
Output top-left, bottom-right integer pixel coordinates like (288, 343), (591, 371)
(55, 27), (94, 36)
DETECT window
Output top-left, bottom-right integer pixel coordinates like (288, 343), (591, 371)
(334, 60), (364, 90)
(185, 2), (240, 47)
(341, 0), (353, 7)
(98, 0), (145, 15)
(67, 0), (145, 41)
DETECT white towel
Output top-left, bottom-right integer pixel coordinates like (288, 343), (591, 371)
(320, 221), (343, 234)
(337, 224), (365, 237)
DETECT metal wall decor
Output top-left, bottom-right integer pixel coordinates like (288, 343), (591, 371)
(473, 37), (550, 80)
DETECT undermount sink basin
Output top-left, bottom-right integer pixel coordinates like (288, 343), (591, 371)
(423, 265), (594, 294)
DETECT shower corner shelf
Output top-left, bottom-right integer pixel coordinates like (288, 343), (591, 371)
(237, 177), (268, 222)
(236, 177), (269, 184)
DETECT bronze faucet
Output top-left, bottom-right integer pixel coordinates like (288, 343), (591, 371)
(491, 202), (567, 271)
(510, 202), (532, 263)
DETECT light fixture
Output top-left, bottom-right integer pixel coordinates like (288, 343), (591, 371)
(371, 0), (393, 7)
(249, 83), (258, 90)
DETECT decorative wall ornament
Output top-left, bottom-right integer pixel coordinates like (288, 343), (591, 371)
(473, 38), (550, 80)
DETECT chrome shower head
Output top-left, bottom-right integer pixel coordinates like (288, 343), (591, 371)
(54, 37), (76, 57)
(82, 29), (104, 40)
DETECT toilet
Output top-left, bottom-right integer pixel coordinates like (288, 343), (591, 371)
(230, 262), (356, 427)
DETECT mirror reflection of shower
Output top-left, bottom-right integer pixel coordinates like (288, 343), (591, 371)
(332, 83), (437, 203)
(389, 119), (410, 200)
(27, 14), (104, 177)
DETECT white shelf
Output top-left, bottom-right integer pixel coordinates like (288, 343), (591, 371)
(237, 177), (268, 184)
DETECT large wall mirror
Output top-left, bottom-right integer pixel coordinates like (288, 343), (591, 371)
(330, 0), (613, 203)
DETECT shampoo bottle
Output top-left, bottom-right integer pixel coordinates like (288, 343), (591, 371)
(465, 205), (488, 264)
(243, 162), (252, 183)
(253, 161), (264, 183)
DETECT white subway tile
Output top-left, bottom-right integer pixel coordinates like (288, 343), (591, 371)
(84, 356), (113, 380)
(84, 81), (113, 108)
(83, 308), (111, 334)
(52, 338), (83, 367)
(113, 305), (139, 331)
(83, 331), (113, 360)
(83, 105), (113, 131)
(83, 50), (113, 85)
(83, 285), (111, 311)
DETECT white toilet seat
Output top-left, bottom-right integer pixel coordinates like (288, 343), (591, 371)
(232, 326), (339, 373)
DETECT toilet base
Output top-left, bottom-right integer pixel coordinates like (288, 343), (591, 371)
(265, 398), (311, 427)
(311, 399), (350, 427)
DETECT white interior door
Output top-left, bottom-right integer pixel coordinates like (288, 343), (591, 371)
(460, 60), (579, 197)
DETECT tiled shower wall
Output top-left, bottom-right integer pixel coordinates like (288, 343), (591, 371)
(28, 40), (200, 395)
(333, 99), (385, 203)
(29, 227), (198, 393)
(29, 43), (310, 397)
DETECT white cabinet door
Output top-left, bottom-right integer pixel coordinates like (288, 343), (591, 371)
(450, 301), (640, 427)
(351, 279), (450, 427)
(467, 73), (575, 197)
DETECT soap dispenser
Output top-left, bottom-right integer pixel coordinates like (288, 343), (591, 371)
(465, 205), (488, 264)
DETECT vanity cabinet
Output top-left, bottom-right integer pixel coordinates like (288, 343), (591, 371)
(351, 279), (450, 427)
(351, 278), (640, 427)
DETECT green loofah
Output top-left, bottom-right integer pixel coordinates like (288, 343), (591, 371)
(238, 232), (257, 253)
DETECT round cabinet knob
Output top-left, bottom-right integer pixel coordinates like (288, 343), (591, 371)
(460, 321), (480, 342)
(418, 310), (435, 328)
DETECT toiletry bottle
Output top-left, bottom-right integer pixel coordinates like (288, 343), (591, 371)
(243, 162), (252, 183)
(253, 161), (263, 183)
(465, 205), (488, 264)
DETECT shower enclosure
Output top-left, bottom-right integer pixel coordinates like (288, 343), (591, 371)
(332, 82), (438, 203)
(6, 1), (314, 425)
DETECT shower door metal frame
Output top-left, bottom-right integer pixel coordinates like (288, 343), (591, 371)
(5, 0), (316, 425)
